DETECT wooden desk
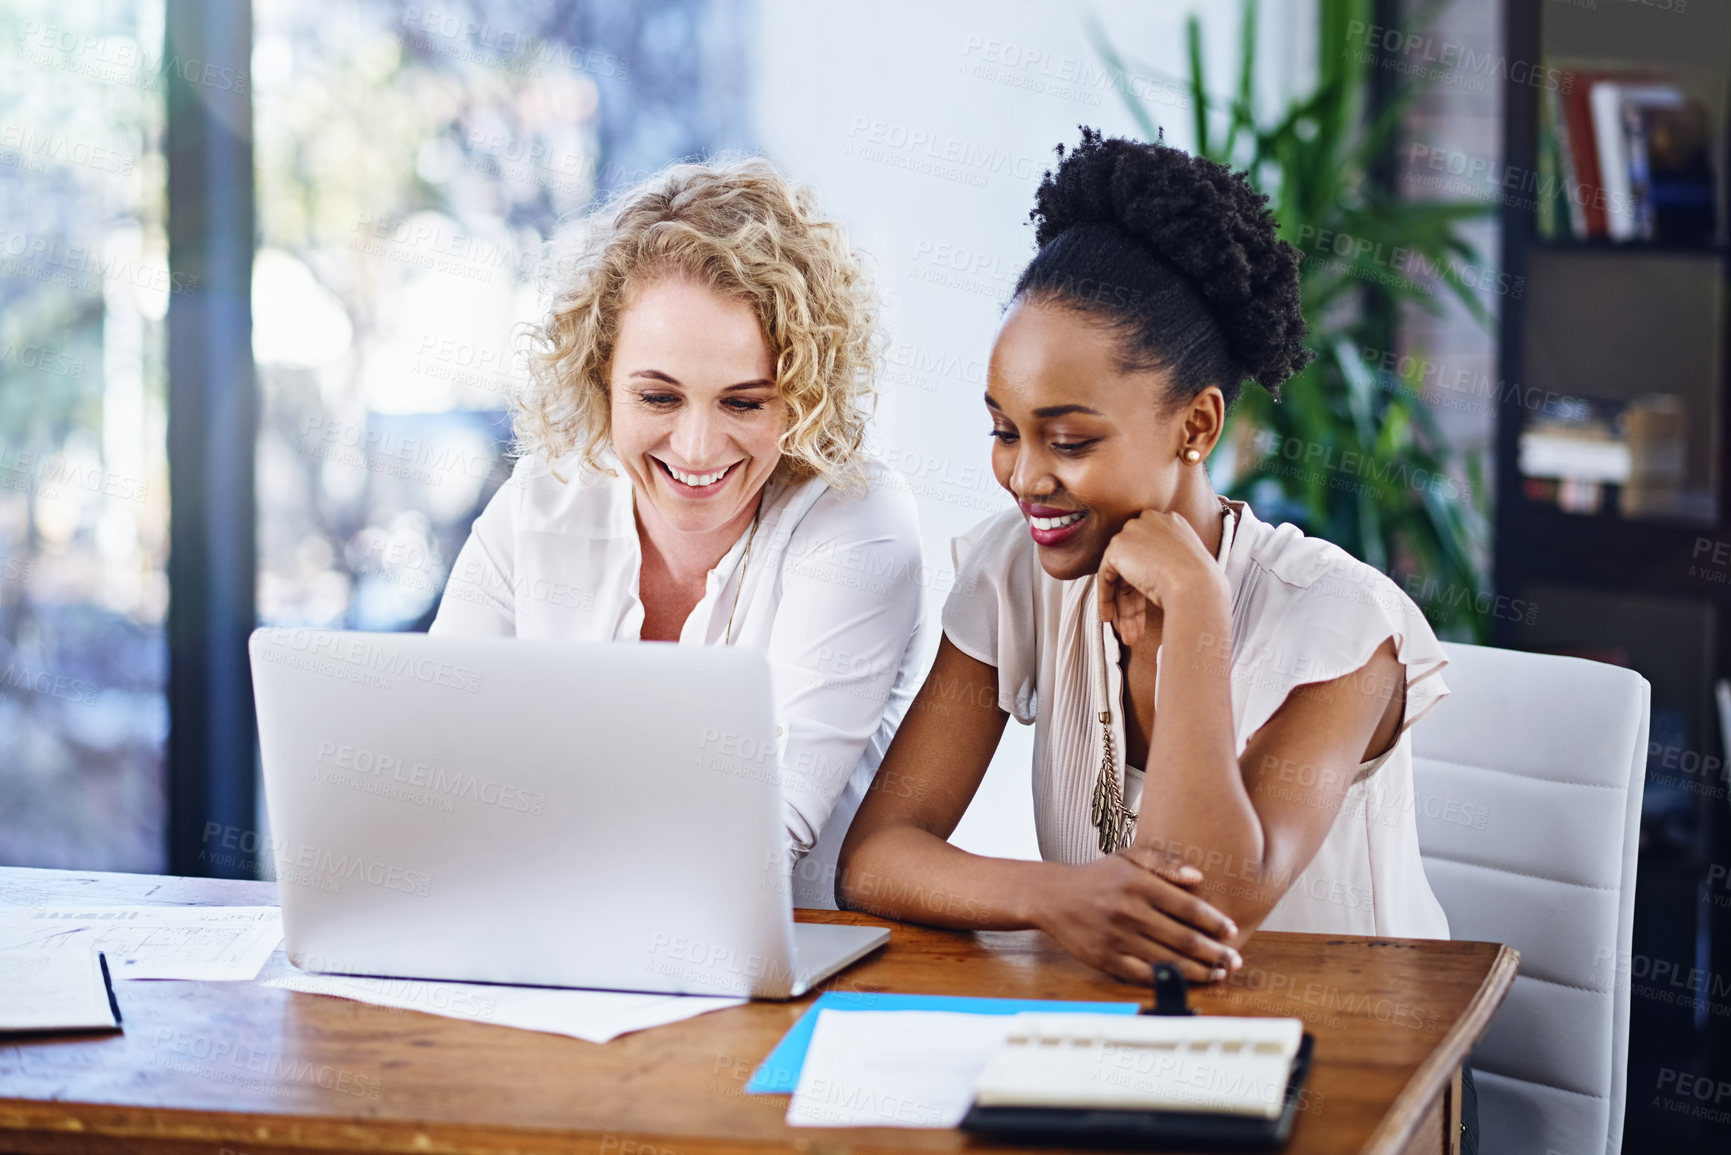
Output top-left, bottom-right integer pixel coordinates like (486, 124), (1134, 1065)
(0, 867), (1516, 1155)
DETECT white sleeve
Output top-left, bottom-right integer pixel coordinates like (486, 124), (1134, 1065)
(938, 507), (1040, 724)
(428, 459), (526, 638)
(766, 483), (925, 857)
(1233, 552), (1450, 778)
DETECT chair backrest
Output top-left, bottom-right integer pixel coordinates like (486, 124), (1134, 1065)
(1411, 641), (1648, 1155)
(1717, 679), (1731, 815)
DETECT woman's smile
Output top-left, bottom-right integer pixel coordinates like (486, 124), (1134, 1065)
(1019, 499), (1089, 547)
(653, 456), (744, 497)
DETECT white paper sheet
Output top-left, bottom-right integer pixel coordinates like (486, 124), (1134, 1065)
(786, 1010), (1014, 1129)
(262, 971), (747, 1044)
(0, 905), (283, 981)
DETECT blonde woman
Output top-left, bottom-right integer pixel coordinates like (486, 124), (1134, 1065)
(431, 159), (927, 908)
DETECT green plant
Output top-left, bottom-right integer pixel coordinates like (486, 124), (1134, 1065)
(1091, 0), (1494, 639)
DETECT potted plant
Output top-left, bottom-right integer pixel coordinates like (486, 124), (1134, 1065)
(1093, 0), (1494, 638)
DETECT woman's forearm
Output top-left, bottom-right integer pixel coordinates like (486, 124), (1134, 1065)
(838, 824), (1059, 931)
(1136, 587), (1267, 908)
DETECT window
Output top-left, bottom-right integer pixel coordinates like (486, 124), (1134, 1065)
(0, 0), (171, 870)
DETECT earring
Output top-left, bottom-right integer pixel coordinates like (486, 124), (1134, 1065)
(1182, 448), (1202, 464)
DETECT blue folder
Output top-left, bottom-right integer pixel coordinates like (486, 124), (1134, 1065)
(744, 990), (1140, 1094)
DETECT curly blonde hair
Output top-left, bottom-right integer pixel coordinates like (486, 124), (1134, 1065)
(515, 157), (880, 491)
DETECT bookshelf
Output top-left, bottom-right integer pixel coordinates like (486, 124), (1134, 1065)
(1497, 3), (1731, 1149)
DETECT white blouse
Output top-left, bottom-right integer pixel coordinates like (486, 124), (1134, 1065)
(941, 498), (1452, 939)
(429, 450), (930, 909)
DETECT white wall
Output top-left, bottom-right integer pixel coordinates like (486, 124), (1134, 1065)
(748, 0), (1313, 859)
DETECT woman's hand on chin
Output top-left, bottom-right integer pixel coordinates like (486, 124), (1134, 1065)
(1026, 847), (1244, 986)
(1097, 510), (1229, 646)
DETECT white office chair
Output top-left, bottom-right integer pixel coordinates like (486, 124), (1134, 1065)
(1717, 679), (1731, 819)
(1410, 641), (1649, 1155)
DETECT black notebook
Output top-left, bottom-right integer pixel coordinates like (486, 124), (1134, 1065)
(959, 1013), (1313, 1150)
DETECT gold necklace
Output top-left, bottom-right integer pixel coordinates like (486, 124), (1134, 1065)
(722, 501), (763, 646)
(1088, 498), (1237, 854)
(1088, 587), (1135, 854)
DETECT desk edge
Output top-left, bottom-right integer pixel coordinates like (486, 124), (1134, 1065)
(1359, 943), (1521, 1155)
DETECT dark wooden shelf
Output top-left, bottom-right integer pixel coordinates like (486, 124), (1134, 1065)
(1495, 5), (1731, 1141)
(1529, 238), (1728, 257)
(1499, 497), (1727, 599)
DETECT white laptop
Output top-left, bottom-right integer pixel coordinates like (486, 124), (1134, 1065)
(248, 627), (889, 999)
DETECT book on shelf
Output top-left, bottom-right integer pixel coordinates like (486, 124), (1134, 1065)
(1536, 93), (1557, 239)
(1621, 93), (1661, 241)
(1591, 81), (1675, 241)
(1562, 70), (1613, 237)
(1540, 68), (1717, 245)
(1642, 101), (1717, 243)
(1542, 84), (1586, 239)
(1517, 392), (1713, 523)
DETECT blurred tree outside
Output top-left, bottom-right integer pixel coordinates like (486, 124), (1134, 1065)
(0, 0), (752, 870)
(0, 0), (171, 869)
(252, 0), (751, 633)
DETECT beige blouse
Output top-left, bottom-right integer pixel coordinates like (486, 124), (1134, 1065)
(940, 498), (1452, 939)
